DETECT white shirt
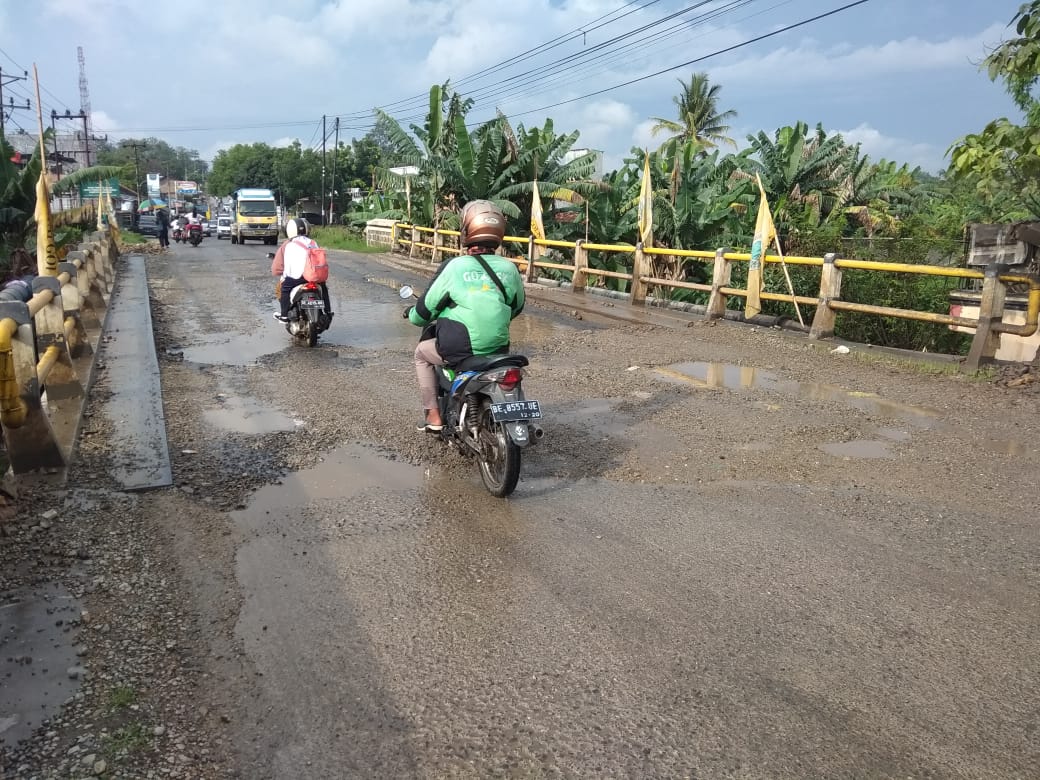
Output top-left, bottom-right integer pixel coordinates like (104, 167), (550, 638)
(280, 236), (317, 280)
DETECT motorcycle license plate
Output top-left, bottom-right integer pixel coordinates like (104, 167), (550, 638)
(300, 299), (322, 307)
(490, 400), (541, 422)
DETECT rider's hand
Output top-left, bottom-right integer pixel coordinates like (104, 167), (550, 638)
(402, 306), (412, 320)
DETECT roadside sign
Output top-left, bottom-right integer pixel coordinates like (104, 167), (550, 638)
(79, 177), (121, 198)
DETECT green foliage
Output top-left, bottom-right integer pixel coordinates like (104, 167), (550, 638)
(96, 137), (207, 195)
(948, 1), (1040, 217)
(650, 72), (737, 148)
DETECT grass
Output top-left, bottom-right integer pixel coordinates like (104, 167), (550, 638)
(107, 685), (138, 711)
(102, 721), (150, 759)
(310, 226), (387, 253)
(119, 232), (148, 245)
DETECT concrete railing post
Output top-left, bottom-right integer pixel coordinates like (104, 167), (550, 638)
(964, 263), (1009, 372)
(58, 262), (92, 357)
(432, 229), (442, 265)
(409, 226), (418, 259)
(706, 247), (731, 320)
(631, 242), (650, 305)
(31, 277), (83, 400)
(810, 252), (843, 340)
(525, 236), (538, 283)
(572, 240), (588, 292)
(0, 301), (66, 473)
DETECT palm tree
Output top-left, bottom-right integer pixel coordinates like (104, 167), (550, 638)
(650, 73), (737, 148)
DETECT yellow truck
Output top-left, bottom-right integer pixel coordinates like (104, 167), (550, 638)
(230, 188), (279, 245)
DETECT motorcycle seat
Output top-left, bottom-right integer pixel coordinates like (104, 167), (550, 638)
(454, 353), (529, 372)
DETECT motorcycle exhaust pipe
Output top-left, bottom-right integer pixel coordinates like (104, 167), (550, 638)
(530, 424), (544, 442)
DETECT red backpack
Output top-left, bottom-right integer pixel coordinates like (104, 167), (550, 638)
(296, 237), (329, 283)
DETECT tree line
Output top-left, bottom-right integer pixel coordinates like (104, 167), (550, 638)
(3, 3), (1035, 353)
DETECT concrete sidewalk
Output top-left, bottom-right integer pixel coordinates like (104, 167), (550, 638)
(97, 254), (172, 490)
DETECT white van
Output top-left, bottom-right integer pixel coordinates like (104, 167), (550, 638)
(216, 216), (232, 240)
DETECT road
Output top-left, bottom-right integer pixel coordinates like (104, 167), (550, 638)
(3, 235), (1039, 778)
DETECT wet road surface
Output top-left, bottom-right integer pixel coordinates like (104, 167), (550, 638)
(140, 237), (1039, 778)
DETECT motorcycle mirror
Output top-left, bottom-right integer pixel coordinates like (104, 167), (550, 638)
(266, 252), (275, 259)
(399, 285), (414, 299)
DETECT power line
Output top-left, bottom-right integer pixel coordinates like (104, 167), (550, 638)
(330, 0), (665, 121)
(478, 0), (874, 123)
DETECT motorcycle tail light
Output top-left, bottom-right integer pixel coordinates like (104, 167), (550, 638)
(304, 282), (319, 290)
(497, 368), (523, 391)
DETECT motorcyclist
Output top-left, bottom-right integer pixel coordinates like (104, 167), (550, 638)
(271, 217), (333, 323)
(186, 207), (204, 227)
(404, 200), (525, 432)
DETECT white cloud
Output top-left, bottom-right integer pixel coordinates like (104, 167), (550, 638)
(837, 123), (945, 173)
(708, 24), (1006, 89)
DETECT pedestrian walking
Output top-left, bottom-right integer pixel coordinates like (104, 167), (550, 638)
(156, 207), (170, 248)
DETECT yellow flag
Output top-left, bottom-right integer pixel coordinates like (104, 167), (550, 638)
(745, 174), (776, 319)
(637, 151), (653, 246)
(35, 168), (59, 276)
(530, 179), (546, 241)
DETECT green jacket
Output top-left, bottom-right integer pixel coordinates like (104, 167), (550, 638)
(408, 253), (526, 363)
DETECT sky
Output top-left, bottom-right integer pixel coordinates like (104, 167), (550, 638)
(0, 0), (1025, 177)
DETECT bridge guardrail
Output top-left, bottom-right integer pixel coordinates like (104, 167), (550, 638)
(388, 222), (1039, 372)
(0, 228), (116, 475)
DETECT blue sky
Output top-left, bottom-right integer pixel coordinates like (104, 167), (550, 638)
(0, 0), (1023, 175)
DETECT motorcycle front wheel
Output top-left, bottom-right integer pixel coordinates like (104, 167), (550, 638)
(477, 400), (521, 497)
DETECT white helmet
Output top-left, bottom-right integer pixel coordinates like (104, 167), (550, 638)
(286, 217), (308, 239)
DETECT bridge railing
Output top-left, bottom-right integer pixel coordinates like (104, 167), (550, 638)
(0, 229), (115, 475)
(389, 222), (1039, 371)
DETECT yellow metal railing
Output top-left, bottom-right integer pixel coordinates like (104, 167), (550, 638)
(390, 221), (1039, 368)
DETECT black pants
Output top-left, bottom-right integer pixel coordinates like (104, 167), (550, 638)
(280, 276), (331, 316)
(158, 226), (169, 247)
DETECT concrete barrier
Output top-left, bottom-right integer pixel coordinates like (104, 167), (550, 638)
(0, 229), (116, 476)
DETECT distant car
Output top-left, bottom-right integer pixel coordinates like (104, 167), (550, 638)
(216, 216), (232, 240)
(203, 220), (213, 237)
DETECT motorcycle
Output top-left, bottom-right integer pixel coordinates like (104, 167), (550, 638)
(171, 225), (184, 243)
(269, 253), (332, 347)
(401, 285), (543, 497)
(187, 222), (204, 247)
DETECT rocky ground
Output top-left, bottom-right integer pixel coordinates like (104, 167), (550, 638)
(1, 245), (1038, 778)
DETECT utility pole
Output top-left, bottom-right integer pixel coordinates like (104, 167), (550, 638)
(127, 141), (147, 202)
(320, 114), (326, 226)
(53, 108), (89, 172)
(0, 67), (28, 136)
(328, 117), (340, 225)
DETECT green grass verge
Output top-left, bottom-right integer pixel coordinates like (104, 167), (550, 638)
(120, 232), (149, 245)
(310, 226), (386, 253)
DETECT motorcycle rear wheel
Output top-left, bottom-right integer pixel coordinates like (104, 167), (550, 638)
(477, 400), (521, 497)
(305, 321), (318, 347)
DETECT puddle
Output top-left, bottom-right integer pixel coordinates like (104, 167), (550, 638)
(334, 300), (416, 349)
(233, 443), (423, 528)
(977, 438), (1029, 456)
(655, 362), (940, 426)
(553, 399), (630, 437)
(181, 331), (280, 366)
(877, 428), (912, 442)
(819, 440), (895, 459)
(202, 394), (298, 434)
(0, 584), (83, 747)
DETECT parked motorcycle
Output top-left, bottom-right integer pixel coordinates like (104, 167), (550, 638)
(269, 253), (332, 347)
(401, 285), (542, 497)
(187, 222), (204, 247)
